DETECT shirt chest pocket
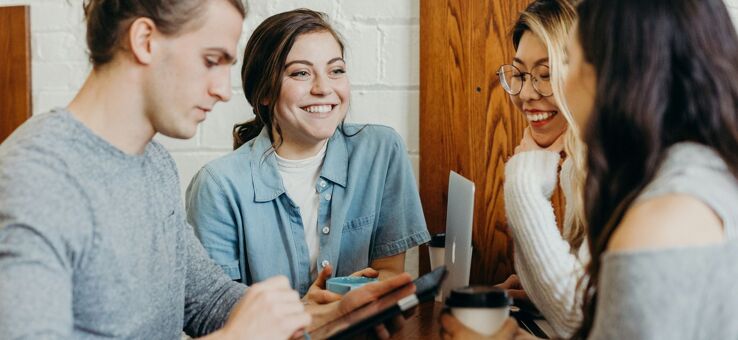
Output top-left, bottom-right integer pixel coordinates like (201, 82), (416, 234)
(338, 213), (376, 274)
(342, 213), (375, 232)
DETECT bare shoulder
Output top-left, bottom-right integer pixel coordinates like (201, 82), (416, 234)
(607, 194), (724, 252)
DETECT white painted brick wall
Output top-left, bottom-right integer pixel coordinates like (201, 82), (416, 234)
(0, 0), (421, 277)
(0, 0), (420, 188)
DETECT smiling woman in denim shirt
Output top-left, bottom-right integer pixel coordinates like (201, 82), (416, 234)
(185, 9), (430, 299)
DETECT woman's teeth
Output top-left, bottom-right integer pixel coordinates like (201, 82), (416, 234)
(527, 111), (556, 122)
(303, 105), (333, 113)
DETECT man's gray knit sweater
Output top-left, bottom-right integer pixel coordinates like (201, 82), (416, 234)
(0, 109), (246, 339)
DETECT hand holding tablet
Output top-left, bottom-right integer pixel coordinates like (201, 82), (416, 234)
(309, 266), (447, 339)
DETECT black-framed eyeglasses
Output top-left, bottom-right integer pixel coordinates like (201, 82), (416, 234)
(497, 64), (553, 97)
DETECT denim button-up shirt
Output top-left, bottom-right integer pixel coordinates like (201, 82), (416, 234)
(185, 124), (430, 295)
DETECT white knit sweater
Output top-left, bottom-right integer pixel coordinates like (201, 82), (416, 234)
(504, 150), (589, 338)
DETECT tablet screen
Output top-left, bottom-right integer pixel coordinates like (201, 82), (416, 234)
(309, 267), (447, 339)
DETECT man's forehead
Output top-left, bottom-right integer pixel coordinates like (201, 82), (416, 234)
(173, 10), (241, 56)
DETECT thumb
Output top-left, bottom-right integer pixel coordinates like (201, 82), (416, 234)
(350, 267), (379, 278)
(522, 127), (534, 143)
(312, 290), (343, 304)
(315, 264), (333, 289)
(547, 131), (566, 153)
(523, 126), (532, 137)
(495, 274), (516, 289)
(513, 145), (522, 155)
(507, 289), (527, 301)
(507, 274), (522, 289)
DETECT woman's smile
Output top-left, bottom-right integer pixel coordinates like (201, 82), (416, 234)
(525, 109), (559, 127)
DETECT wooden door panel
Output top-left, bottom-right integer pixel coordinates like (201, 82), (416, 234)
(467, 0), (529, 284)
(419, 0), (473, 277)
(0, 5), (32, 143)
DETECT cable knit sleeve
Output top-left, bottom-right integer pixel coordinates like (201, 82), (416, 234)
(503, 150), (587, 338)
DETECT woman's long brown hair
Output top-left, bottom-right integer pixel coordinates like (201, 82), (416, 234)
(574, 0), (738, 337)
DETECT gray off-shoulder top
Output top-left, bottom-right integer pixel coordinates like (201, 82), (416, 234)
(589, 142), (738, 339)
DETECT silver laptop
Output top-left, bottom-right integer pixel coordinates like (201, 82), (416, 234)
(441, 171), (475, 300)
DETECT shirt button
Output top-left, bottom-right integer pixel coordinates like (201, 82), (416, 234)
(324, 193), (332, 201)
(319, 180), (327, 188)
(321, 260), (330, 268)
(322, 226), (330, 234)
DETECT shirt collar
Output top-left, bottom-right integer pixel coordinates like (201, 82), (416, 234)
(250, 128), (283, 202)
(321, 128), (348, 188)
(250, 127), (348, 203)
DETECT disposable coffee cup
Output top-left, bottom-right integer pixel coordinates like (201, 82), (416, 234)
(445, 286), (512, 336)
(428, 233), (445, 270)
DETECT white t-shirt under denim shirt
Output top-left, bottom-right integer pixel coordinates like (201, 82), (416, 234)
(276, 142), (328, 279)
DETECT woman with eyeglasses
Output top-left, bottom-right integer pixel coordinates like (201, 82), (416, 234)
(441, 1), (589, 339)
(500, 0), (591, 338)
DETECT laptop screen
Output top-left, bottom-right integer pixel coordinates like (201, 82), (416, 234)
(442, 171), (475, 299)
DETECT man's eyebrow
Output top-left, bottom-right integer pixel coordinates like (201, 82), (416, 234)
(204, 48), (237, 65)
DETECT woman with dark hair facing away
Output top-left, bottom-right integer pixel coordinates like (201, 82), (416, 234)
(567, 0), (738, 338)
(442, 0), (738, 338)
(186, 9), (430, 302)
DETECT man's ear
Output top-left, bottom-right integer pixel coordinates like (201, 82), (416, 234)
(128, 17), (158, 65)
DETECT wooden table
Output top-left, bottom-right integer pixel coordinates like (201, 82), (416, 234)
(390, 301), (444, 339)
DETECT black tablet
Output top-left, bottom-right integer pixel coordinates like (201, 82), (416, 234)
(309, 266), (447, 340)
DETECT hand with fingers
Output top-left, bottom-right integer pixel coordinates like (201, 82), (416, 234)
(440, 314), (526, 340)
(216, 276), (311, 340)
(514, 127), (566, 155)
(303, 265), (380, 305)
(306, 272), (416, 338)
(343, 273), (415, 339)
(495, 274), (529, 304)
